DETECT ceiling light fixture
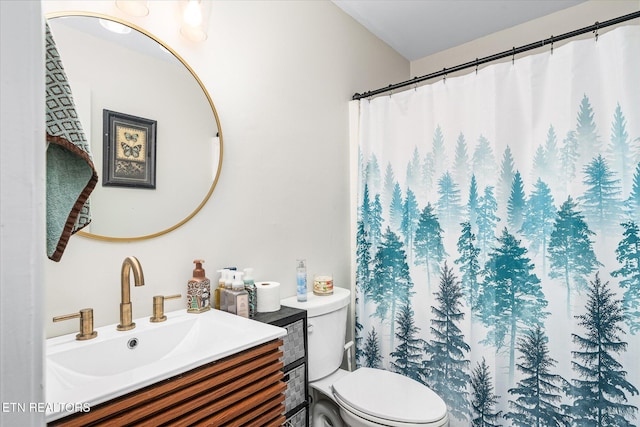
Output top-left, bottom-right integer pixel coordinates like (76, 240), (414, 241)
(115, 0), (150, 17)
(180, 0), (211, 42)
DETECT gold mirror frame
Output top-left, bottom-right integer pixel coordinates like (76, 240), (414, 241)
(47, 11), (223, 242)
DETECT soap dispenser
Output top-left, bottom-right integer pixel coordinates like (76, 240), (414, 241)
(228, 271), (249, 318)
(214, 269), (226, 310)
(187, 260), (211, 313)
(220, 269), (234, 312)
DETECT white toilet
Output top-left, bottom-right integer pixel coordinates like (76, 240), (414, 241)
(282, 287), (449, 427)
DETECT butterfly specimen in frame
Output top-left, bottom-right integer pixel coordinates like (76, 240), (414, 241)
(124, 131), (139, 142)
(104, 109), (156, 188)
(121, 141), (142, 158)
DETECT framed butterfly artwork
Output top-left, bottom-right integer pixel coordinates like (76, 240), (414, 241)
(102, 109), (157, 189)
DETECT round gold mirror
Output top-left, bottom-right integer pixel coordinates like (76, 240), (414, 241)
(47, 12), (223, 241)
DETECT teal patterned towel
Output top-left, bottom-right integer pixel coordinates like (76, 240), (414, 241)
(45, 23), (97, 261)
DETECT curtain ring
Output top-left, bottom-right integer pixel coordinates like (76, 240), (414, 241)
(594, 21), (599, 42)
(442, 67), (447, 83)
(475, 58), (479, 75)
(512, 47), (516, 65)
(550, 36), (554, 55)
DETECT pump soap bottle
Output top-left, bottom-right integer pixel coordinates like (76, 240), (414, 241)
(220, 269), (234, 312)
(187, 260), (211, 313)
(214, 269), (227, 310)
(228, 271), (249, 318)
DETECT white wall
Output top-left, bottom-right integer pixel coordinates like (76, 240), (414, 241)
(42, 0), (409, 338)
(1, 1), (46, 425)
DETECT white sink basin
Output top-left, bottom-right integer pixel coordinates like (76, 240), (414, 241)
(46, 309), (285, 422)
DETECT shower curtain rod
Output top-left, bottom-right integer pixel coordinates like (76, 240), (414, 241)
(352, 11), (640, 101)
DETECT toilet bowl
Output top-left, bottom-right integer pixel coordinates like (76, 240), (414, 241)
(332, 367), (448, 427)
(313, 398), (345, 427)
(282, 288), (449, 427)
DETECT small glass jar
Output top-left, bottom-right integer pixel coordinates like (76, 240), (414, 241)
(313, 274), (334, 296)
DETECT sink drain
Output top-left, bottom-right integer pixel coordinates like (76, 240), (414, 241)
(127, 338), (139, 349)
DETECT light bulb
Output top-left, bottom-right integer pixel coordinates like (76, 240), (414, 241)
(115, 0), (149, 17)
(180, 0), (211, 42)
(183, 0), (203, 27)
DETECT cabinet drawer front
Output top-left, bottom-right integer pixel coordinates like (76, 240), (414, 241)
(284, 405), (308, 427)
(282, 319), (305, 366)
(284, 363), (307, 412)
(49, 340), (284, 426)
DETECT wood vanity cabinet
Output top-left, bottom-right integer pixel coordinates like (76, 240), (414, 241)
(49, 339), (285, 426)
(254, 307), (309, 427)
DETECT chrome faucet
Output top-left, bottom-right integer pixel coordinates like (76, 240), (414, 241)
(117, 256), (145, 331)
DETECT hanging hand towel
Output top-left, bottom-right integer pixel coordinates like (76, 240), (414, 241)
(45, 23), (98, 262)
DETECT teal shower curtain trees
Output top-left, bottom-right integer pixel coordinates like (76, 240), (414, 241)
(353, 25), (640, 426)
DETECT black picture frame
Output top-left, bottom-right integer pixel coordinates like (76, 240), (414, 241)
(102, 109), (157, 189)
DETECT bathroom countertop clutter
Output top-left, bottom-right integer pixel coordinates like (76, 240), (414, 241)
(207, 260), (338, 317)
(213, 265), (283, 316)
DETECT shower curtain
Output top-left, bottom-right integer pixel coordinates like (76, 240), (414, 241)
(353, 25), (639, 426)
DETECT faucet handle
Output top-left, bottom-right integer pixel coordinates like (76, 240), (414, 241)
(150, 294), (182, 323)
(53, 308), (98, 340)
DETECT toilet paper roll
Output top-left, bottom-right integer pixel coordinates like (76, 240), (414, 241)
(256, 281), (281, 313)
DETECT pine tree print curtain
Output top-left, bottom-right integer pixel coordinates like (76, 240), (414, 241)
(353, 26), (639, 427)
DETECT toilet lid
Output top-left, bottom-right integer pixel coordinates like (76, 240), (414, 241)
(332, 368), (447, 424)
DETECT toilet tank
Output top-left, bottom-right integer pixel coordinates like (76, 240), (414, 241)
(281, 287), (351, 381)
